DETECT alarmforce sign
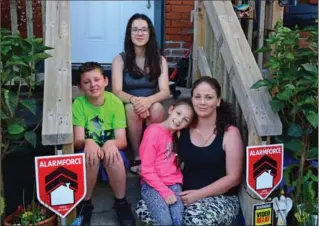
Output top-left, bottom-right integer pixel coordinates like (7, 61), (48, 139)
(35, 153), (87, 218)
(39, 158), (83, 168)
(249, 147), (282, 156)
(246, 144), (284, 200)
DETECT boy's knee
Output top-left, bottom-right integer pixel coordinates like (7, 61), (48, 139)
(104, 152), (125, 169)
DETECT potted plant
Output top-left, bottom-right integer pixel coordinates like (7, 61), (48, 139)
(251, 21), (318, 225)
(1, 28), (53, 217)
(1, 28), (53, 155)
(3, 201), (56, 225)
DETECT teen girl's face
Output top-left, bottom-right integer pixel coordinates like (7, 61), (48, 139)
(79, 69), (108, 98)
(131, 19), (150, 47)
(192, 82), (221, 118)
(167, 104), (193, 131)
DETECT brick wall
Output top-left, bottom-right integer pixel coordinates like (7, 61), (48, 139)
(1, 0), (44, 38)
(164, 0), (194, 67)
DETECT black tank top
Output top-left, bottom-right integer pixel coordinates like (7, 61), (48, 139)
(178, 128), (238, 196)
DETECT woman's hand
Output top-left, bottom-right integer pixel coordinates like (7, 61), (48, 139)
(133, 97), (152, 114)
(84, 139), (103, 168)
(180, 190), (202, 205)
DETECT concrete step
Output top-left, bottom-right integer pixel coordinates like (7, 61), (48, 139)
(91, 175), (141, 225)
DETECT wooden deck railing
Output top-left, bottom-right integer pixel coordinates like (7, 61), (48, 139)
(41, 1), (76, 224)
(192, 1), (283, 224)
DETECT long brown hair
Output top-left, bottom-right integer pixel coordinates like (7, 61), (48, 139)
(124, 13), (162, 81)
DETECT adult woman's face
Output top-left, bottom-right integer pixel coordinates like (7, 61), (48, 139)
(192, 82), (221, 118)
(131, 19), (150, 47)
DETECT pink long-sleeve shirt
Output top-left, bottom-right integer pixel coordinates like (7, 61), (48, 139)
(140, 123), (183, 199)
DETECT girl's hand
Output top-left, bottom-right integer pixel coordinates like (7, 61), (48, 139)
(165, 194), (177, 205)
(138, 110), (150, 119)
(134, 97), (152, 113)
(84, 139), (102, 168)
(180, 190), (201, 205)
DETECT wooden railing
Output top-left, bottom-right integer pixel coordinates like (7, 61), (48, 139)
(192, 1), (282, 224)
(41, 1), (76, 224)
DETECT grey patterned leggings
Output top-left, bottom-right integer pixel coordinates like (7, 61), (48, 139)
(136, 195), (240, 225)
(141, 182), (184, 225)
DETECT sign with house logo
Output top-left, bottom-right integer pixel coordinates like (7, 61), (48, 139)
(35, 153), (86, 218)
(246, 144), (283, 200)
(253, 202), (273, 226)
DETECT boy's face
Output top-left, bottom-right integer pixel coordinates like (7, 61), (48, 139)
(79, 69), (108, 98)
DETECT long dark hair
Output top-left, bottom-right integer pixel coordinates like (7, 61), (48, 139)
(124, 13), (161, 81)
(171, 98), (195, 155)
(191, 76), (237, 136)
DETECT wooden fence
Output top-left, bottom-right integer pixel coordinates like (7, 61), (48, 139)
(192, 0), (283, 224)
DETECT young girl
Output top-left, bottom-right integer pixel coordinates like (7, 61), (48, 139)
(139, 98), (195, 225)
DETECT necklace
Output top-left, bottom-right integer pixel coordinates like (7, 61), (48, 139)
(194, 128), (215, 145)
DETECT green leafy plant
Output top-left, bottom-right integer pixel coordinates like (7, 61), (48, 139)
(251, 21), (318, 224)
(1, 28), (53, 156)
(7, 202), (53, 225)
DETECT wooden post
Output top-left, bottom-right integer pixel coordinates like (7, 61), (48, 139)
(42, 1), (76, 224)
(26, 0), (34, 38)
(42, 0), (46, 41)
(10, 0), (18, 34)
(257, 1), (266, 70)
(270, 1), (284, 29)
(192, 0), (205, 83)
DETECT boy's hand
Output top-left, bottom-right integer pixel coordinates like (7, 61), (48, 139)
(84, 139), (101, 168)
(102, 140), (121, 166)
(165, 194), (177, 205)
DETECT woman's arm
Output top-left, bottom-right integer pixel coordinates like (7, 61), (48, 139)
(197, 126), (244, 198)
(111, 55), (134, 103)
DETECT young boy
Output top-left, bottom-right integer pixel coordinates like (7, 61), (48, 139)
(73, 62), (135, 226)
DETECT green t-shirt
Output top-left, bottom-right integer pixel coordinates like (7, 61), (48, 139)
(72, 91), (126, 147)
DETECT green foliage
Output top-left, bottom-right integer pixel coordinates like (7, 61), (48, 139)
(1, 28), (53, 155)
(0, 194), (4, 216)
(252, 21), (318, 217)
(10, 203), (52, 225)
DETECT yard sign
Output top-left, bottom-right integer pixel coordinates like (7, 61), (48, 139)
(252, 202), (273, 226)
(35, 153), (87, 218)
(246, 144), (283, 200)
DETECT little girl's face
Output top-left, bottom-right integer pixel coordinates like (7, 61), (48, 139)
(167, 104), (193, 131)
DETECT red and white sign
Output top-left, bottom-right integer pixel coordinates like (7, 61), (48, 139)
(246, 144), (283, 200)
(35, 153), (87, 218)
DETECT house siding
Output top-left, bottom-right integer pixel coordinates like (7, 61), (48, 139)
(1, 0), (194, 66)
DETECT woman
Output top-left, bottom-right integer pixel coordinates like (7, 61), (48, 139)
(136, 76), (244, 225)
(112, 13), (170, 174)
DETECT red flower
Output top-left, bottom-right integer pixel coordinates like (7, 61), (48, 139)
(17, 205), (23, 213)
